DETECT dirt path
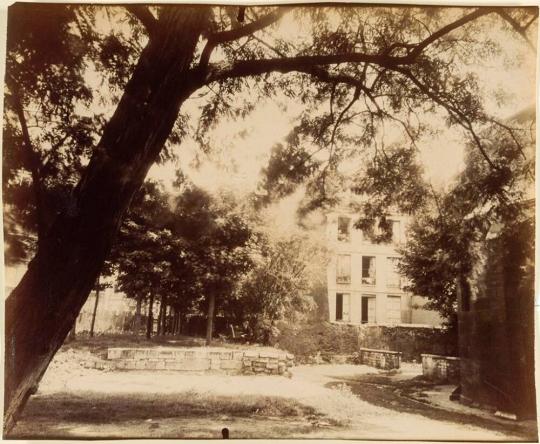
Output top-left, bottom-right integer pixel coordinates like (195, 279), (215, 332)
(321, 367), (537, 441)
(8, 349), (536, 440)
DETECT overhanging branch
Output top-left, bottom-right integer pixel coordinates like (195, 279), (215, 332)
(199, 7), (291, 69)
(126, 5), (158, 38)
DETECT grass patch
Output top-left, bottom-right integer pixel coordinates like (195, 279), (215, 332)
(19, 391), (320, 425)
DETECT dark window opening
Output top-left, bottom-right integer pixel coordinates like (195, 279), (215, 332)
(336, 293), (343, 321)
(338, 216), (351, 242)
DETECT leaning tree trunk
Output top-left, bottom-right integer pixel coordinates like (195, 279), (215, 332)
(206, 293), (216, 346)
(89, 277), (101, 338)
(4, 7), (210, 434)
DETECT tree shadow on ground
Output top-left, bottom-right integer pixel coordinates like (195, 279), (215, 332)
(8, 390), (330, 439)
(325, 374), (537, 441)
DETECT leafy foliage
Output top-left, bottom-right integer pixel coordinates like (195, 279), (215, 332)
(398, 109), (535, 322)
(112, 180), (255, 328)
(226, 233), (326, 343)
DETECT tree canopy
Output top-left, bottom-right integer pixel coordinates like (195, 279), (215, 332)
(397, 107), (535, 322)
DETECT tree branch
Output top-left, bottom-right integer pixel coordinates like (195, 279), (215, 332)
(199, 7), (290, 69)
(125, 5), (157, 38)
(409, 8), (495, 58)
(394, 67), (498, 170)
(201, 8), (500, 86)
(496, 9), (537, 52)
(5, 74), (48, 240)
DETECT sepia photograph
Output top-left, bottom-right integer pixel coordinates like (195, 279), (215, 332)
(1, 1), (538, 440)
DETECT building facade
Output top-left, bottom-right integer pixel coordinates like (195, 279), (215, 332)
(326, 210), (442, 327)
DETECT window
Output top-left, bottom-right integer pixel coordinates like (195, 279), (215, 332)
(390, 220), (401, 243)
(361, 295), (376, 324)
(386, 257), (401, 288)
(387, 295), (402, 324)
(337, 216), (351, 242)
(336, 293), (350, 321)
(336, 254), (351, 284)
(362, 256), (376, 285)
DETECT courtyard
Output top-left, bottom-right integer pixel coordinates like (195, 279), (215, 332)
(8, 336), (537, 441)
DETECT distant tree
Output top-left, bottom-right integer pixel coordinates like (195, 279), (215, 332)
(112, 181), (185, 338)
(226, 233), (325, 343)
(169, 186), (254, 345)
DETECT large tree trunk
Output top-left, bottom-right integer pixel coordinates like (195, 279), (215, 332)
(89, 278), (101, 338)
(206, 293), (216, 346)
(146, 292), (155, 340)
(4, 7), (209, 433)
(132, 295), (143, 335)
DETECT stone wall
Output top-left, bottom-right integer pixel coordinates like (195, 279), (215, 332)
(359, 348), (401, 370)
(458, 218), (536, 419)
(101, 347), (294, 376)
(421, 354), (460, 383)
(358, 325), (457, 362)
(276, 321), (456, 363)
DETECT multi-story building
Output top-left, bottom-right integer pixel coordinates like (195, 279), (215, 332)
(326, 210), (442, 326)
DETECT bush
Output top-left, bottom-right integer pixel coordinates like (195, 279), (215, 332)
(274, 321), (360, 363)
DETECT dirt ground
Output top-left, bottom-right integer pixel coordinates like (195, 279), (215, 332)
(8, 336), (538, 440)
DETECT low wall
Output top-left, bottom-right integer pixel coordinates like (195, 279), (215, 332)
(360, 347), (401, 370)
(359, 325), (457, 362)
(100, 347), (294, 375)
(421, 354), (460, 383)
(275, 321), (457, 364)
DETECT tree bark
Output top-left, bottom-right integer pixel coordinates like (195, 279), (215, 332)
(133, 295), (142, 335)
(156, 297), (164, 336)
(89, 278), (101, 338)
(164, 303), (170, 334)
(4, 7), (210, 433)
(67, 324), (76, 342)
(206, 293), (216, 346)
(146, 292), (155, 340)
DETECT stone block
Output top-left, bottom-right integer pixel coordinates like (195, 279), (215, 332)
(220, 352), (233, 360)
(122, 349), (136, 359)
(125, 360), (138, 370)
(220, 360), (243, 370)
(107, 348), (122, 360)
(210, 359), (221, 370)
(259, 352), (277, 359)
(233, 351), (245, 360)
(145, 361), (158, 370)
(159, 350), (174, 357)
(178, 359), (211, 371)
(244, 351), (259, 359)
